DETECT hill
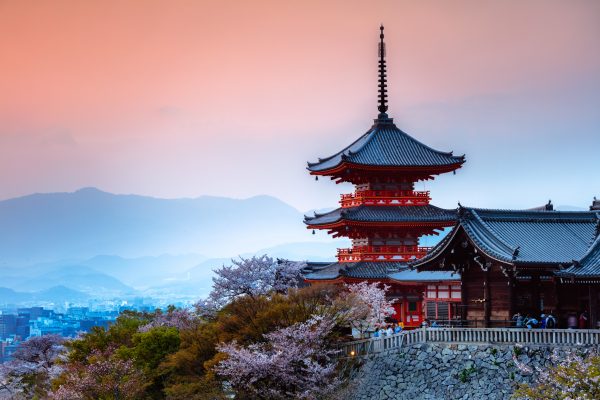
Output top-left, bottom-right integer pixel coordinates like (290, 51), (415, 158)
(0, 188), (314, 264)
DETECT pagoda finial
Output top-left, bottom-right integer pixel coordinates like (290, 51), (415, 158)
(377, 25), (389, 118)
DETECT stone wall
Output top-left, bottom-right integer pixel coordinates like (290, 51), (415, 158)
(347, 343), (597, 400)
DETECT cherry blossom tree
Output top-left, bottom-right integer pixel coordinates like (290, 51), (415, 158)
(49, 348), (145, 400)
(197, 255), (306, 313)
(0, 335), (66, 399)
(0, 362), (24, 399)
(342, 282), (396, 337)
(215, 315), (339, 399)
(138, 307), (197, 333)
(513, 349), (600, 399)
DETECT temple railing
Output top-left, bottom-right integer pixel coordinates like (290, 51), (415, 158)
(337, 245), (432, 262)
(340, 190), (430, 208)
(338, 328), (600, 357)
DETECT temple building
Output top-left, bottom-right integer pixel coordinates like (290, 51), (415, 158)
(412, 202), (600, 328)
(301, 26), (465, 328)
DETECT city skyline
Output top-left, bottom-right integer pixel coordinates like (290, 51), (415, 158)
(1, 0), (599, 211)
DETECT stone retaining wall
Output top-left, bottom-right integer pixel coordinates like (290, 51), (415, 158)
(347, 343), (597, 400)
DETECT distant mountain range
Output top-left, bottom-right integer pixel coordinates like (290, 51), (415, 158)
(0, 285), (89, 305)
(0, 188), (343, 304)
(0, 187), (320, 264)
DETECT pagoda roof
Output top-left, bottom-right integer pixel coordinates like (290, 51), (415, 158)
(304, 204), (457, 227)
(307, 117), (465, 174)
(302, 261), (459, 281)
(412, 207), (600, 268)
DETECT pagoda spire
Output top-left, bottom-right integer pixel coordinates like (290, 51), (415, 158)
(377, 25), (389, 118)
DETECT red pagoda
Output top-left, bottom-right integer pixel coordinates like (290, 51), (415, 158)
(302, 26), (465, 328)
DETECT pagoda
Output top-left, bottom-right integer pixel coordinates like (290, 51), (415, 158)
(302, 26), (465, 328)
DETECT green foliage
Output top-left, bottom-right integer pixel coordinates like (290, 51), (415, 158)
(67, 311), (151, 363)
(458, 365), (477, 383)
(513, 346), (523, 357)
(53, 285), (348, 399)
(490, 348), (497, 356)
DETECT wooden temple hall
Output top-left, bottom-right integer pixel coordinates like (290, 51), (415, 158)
(300, 26), (600, 329)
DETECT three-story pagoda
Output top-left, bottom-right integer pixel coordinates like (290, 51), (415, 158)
(302, 26), (465, 328)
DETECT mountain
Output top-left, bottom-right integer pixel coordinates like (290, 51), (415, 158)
(0, 188), (315, 264)
(0, 286), (89, 306)
(0, 264), (134, 296)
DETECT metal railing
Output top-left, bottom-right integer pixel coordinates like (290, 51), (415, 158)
(338, 328), (600, 357)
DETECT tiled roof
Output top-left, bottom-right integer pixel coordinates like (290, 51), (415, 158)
(412, 207), (600, 268)
(557, 235), (600, 278)
(303, 261), (399, 280)
(307, 118), (465, 172)
(387, 269), (459, 282)
(304, 205), (457, 226)
(302, 261), (459, 281)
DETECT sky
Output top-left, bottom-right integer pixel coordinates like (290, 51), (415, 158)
(1, 0), (599, 212)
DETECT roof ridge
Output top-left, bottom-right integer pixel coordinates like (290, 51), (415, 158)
(468, 209), (517, 256)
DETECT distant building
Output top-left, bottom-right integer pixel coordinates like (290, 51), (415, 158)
(0, 314), (17, 339)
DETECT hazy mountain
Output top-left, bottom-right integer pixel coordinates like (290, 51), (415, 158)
(0, 188), (314, 264)
(0, 286), (89, 306)
(0, 265), (134, 296)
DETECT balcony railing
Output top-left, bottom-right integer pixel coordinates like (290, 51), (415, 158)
(338, 328), (600, 357)
(340, 190), (431, 208)
(337, 245), (432, 262)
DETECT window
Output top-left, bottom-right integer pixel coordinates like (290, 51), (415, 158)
(408, 302), (417, 312)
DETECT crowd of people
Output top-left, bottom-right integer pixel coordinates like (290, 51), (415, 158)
(368, 311), (592, 337)
(512, 311), (590, 329)
(372, 323), (404, 337)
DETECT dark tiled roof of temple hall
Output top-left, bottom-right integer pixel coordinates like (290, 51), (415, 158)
(304, 204), (457, 226)
(307, 117), (465, 173)
(557, 235), (600, 279)
(302, 261), (458, 281)
(412, 207), (600, 268)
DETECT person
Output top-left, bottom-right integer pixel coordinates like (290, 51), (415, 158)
(431, 320), (439, 328)
(386, 325), (394, 336)
(567, 313), (578, 329)
(373, 329), (380, 338)
(378, 326), (386, 337)
(540, 314), (547, 329)
(525, 315), (538, 329)
(545, 313), (557, 329)
(579, 311), (589, 329)
(513, 313), (524, 328)
(421, 319), (430, 328)
(394, 323), (403, 334)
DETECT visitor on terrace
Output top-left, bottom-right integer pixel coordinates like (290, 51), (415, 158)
(524, 315), (538, 329)
(543, 313), (556, 329)
(512, 312), (524, 328)
(567, 313), (578, 329)
(579, 310), (589, 329)
(385, 325), (394, 336)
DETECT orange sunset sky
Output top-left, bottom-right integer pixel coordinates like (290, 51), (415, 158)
(1, 0), (599, 211)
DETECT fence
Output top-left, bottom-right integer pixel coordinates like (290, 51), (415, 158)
(338, 328), (600, 357)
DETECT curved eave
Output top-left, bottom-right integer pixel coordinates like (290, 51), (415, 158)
(307, 160), (465, 177)
(411, 222), (516, 270)
(306, 220), (456, 230)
